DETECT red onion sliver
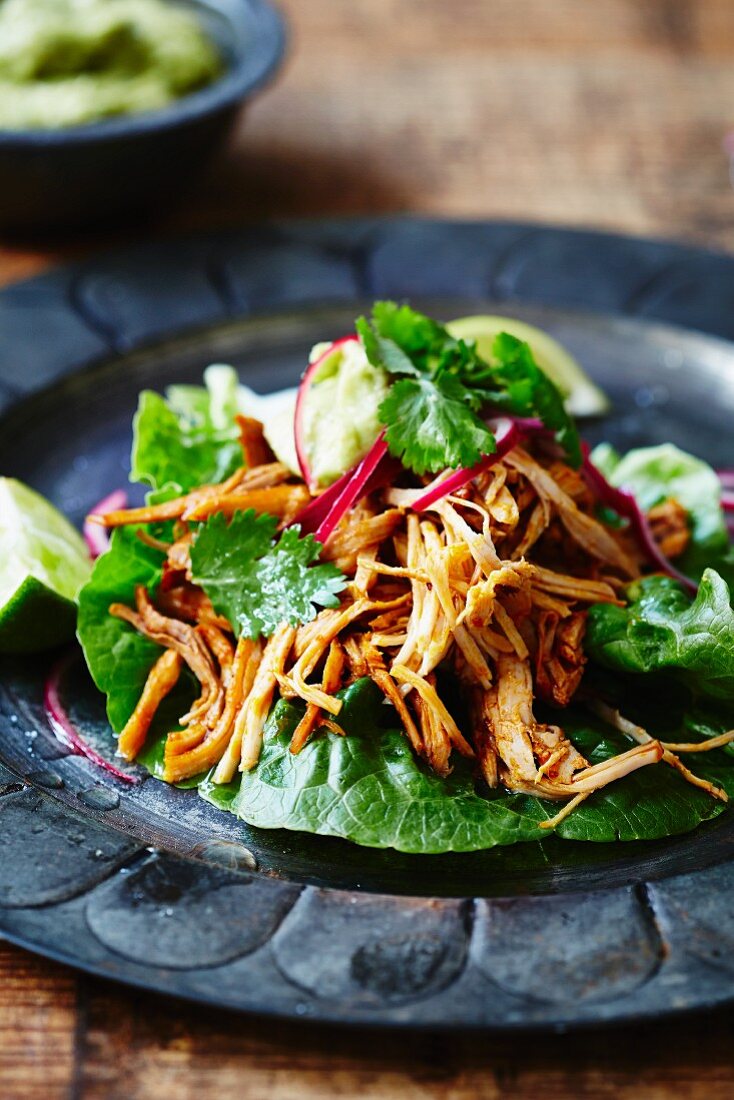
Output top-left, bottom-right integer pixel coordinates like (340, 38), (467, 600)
(292, 462), (363, 536)
(411, 418), (520, 511)
(506, 416), (544, 433)
(294, 334), (359, 489)
(292, 445), (398, 539)
(314, 434), (390, 545)
(721, 491), (734, 513)
(45, 653), (138, 784)
(628, 507), (697, 592)
(717, 469), (734, 489)
(83, 488), (127, 559)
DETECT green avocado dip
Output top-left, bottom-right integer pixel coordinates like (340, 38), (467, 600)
(299, 340), (390, 489)
(0, 0), (223, 130)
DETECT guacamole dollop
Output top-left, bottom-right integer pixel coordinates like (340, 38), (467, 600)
(0, 0), (223, 130)
(301, 340), (389, 489)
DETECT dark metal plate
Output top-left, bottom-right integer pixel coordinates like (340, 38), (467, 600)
(1, 218), (734, 1029)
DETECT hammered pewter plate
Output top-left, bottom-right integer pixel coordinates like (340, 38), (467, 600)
(1, 218), (734, 1029)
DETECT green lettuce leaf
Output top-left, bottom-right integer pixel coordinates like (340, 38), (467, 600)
(199, 678), (734, 853)
(587, 569), (734, 701)
(76, 525), (166, 732)
(76, 520), (197, 776)
(591, 441), (733, 584)
(200, 679), (545, 853)
(131, 365), (243, 494)
(190, 510), (347, 639)
(513, 713), (734, 840)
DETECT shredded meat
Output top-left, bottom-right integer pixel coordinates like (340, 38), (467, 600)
(163, 635), (255, 783)
(118, 649), (182, 761)
(535, 610), (587, 707)
(237, 414), (273, 469)
(505, 448), (637, 577)
(183, 484), (309, 524)
(290, 640), (346, 754)
(110, 587), (223, 725)
(101, 429), (719, 822)
(648, 498), (691, 560)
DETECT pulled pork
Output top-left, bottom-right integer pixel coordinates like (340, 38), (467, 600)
(90, 418), (729, 818)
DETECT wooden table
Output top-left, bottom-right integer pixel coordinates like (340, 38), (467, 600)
(3, 1), (734, 1094)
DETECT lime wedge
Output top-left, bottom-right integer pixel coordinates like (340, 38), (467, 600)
(0, 478), (92, 654)
(447, 315), (610, 417)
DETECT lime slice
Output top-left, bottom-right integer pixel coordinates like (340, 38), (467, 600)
(446, 315), (610, 417)
(0, 478), (92, 654)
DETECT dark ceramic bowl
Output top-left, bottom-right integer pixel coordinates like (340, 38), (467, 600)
(0, 0), (286, 231)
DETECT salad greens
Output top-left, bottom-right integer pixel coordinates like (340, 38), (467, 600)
(486, 332), (582, 466)
(77, 524), (167, 732)
(78, 368), (248, 729)
(190, 510), (346, 639)
(200, 678), (734, 852)
(131, 365), (243, 494)
(72, 304), (734, 856)
(358, 302), (580, 473)
(587, 570), (734, 701)
(592, 441), (733, 586)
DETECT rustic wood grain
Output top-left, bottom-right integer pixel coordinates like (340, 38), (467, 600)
(0, 941), (78, 1100)
(5, 0), (734, 290)
(64, 968), (734, 1099)
(3, 0), (734, 1094)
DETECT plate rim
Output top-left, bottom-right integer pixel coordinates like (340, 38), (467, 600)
(2, 217), (734, 1029)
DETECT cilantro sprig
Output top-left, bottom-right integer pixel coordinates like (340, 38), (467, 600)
(190, 510), (347, 639)
(378, 374), (496, 476)
(356, 302), (581, 473)
(475, 332), (583, 468)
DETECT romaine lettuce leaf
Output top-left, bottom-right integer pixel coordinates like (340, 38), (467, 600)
(76, 520), (197, 775)
(76, 524), (166, 732)
(514, 715), (734, 841)
(199, 678), (734, 853)
(131, 365), (243, 494)
(587, 569), (734, 700)
(200, 679), (546, 852)
(77, 370), (734, 851)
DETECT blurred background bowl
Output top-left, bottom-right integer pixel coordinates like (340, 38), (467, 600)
(0, 0), (286, 232)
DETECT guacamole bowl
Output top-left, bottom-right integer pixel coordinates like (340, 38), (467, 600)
(0, 0), (286, 230)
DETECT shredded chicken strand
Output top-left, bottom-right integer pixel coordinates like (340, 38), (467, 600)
(163, 635), (255, 783)
(117, 649), (183, 761)
(589, 700), (730, 803)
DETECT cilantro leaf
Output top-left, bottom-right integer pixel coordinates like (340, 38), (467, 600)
(483, 333), (582, 467)
(361, 303), (499, 472)
(370, 301), (482, 376)
(354, 315), (380, 368)
(378, 374), (496, 475)
(358, 303), (581, 473)
(372, 301), (447, 365)
(356, 315), (418, 376)
(190, 510), (347, 639)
